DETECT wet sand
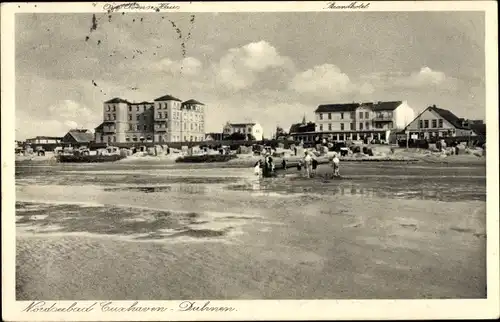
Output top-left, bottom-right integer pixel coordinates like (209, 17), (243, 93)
(15, 162), (486, 300)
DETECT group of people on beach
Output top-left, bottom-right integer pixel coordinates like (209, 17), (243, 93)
(254, 150), (340, 179)
(254, 153), (276, 178)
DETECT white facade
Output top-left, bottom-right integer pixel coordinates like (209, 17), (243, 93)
(313, 101), (415, 142)
(223, 122), (264, 141)
(392, 101), (416, 129)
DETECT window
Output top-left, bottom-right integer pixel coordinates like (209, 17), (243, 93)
(432, 119), (437, 128)
(129, 114), (132, 121)
(438, 119), (443, 128)
(328, 113), (332, 120)
(340, 123), (345, 130)
(319, 113), (323, 120)
(136, 106), (139, 112)
(107, 136), (112, 143)
(107, 106), (111, 112)
(424, 120), (429, 128)
(319, 124), (323, 131)
(359, 122), (364, 130)
(158, 113), (162, 119)
(365, 112), (369, 119)
(136, 125), (140, 131)
(359, 112), (363, 119)
(144, 125), (147, 131)
(328, 124), (332, 131)
(350, 123), (354, 130)
(365, 122), (370, 130)
(129, 124), (133, 131)
(419, 120), (423, 128)
(112, 136), (116, 142)
(107, 114), (111, 120)
(128, 106), (132, 112)
(113, 106), (116, 112)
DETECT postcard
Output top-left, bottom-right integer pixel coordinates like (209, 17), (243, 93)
(2, 1), (499, 321)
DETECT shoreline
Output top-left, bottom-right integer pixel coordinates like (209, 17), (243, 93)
(15, 154), (485, 166)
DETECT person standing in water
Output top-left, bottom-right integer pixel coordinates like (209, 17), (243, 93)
(311, 154), (319, 177)
(331, 152), (340, 177)
(304, 151), (313, 178)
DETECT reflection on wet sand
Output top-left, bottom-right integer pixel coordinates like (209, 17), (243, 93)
(15, 201), (268, 242)
(15, 162), (487, 300)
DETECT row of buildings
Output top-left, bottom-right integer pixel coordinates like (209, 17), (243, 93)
(289, 101), (485, 143)
(21, 97), (485, 148)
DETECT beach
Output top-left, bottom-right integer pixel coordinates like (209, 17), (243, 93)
(15, 161), (486, 300)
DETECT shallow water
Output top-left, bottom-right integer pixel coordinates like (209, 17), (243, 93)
(14, 162), (487, 299)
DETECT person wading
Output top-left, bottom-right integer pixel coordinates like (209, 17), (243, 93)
(331, 152), (340, 177)
(311, 154), (319, 177)
(304, 151), (313, 178)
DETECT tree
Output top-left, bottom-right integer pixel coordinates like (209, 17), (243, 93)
(275, 126), (288, 139)
(247, 133), (256, 141)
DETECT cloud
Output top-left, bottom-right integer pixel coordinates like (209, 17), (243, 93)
(361, 67), (455, 91)
(48, 100), (94, 120)
(403, 67), (447, 87)
(289, 64), (372, 99)
(15, 99), (99, 139)
(155, 57), (203, 76)
(15, 109), (92, 139)
(214, 40), (293, 91)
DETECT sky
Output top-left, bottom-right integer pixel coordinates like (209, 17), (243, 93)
(15, 11), (485, 140)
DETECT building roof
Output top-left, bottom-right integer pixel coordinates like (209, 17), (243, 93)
(469, 123), (486, 136)
(182, 99), (205, 106)
(315, 101), (403, 113)
(154, 94), (182, 102)
(64, 129), (94, 143)
(315, 103), (360, 113)
(94, 123), (104, 131)
(104, 97), (130, 104)
(130, 101), (153, 105)
(371, 101), (402, 111)
(228, 123), (256, 127)
(27, 136), (62, 140)
(429, 105), (469, 129)
(289, 122), (316, 134)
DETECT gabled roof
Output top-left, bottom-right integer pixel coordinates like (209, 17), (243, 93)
(65, 129), (94, 143)
(289, 122), (316, 134)
(182, 99), (205, 106)
(371, 101), (402, 111)
(154, 94), (182, 102)
(429, 106), (469, 129)
(105, 97), (130, 104)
